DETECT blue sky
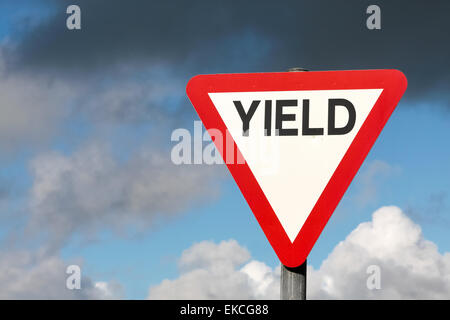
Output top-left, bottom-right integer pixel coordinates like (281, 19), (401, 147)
(0, 1), (448, 299)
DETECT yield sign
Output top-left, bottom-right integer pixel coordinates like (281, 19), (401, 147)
(186, 69), (407, 267)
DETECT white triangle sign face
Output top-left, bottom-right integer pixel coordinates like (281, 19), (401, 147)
(187, 70), (407, 267)
(208, 89), (383, 242)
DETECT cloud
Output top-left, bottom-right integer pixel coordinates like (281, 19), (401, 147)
(2, 206), (448, 299)
(148, 239), (279, 299)
(0, 51), (73, 153)
(2, 1), (448, 158)
(0, 46), (193, 159)
(27, 141), (223, 249)
(148, 207), (450, 299)
(309, 206), (450, 299)
(76, 71), (185, 124)
(5, 0), (449, 109)
(0, 248), (121, 299)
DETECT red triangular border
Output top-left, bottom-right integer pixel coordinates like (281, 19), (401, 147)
(186, 69), (407, 267)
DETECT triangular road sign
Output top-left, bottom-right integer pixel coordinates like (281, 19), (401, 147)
(186, 69), (407, 267)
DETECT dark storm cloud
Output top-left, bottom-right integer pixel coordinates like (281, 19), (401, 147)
(7, 0), (450, 106)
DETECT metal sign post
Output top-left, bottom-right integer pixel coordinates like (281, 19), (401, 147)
(280, 67), (308, 301)
(280, 260), (307, 300)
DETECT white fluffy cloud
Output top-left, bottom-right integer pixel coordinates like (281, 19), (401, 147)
(309, 206), (450, 299)
(148, 206), (450, 299)
(148, 239), (279, 299)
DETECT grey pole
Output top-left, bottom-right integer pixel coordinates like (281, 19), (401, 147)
(280, 67), (308, 301)
(280, 261), (307, 300)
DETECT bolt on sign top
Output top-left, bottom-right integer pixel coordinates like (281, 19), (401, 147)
(186, 69), (407, 267)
